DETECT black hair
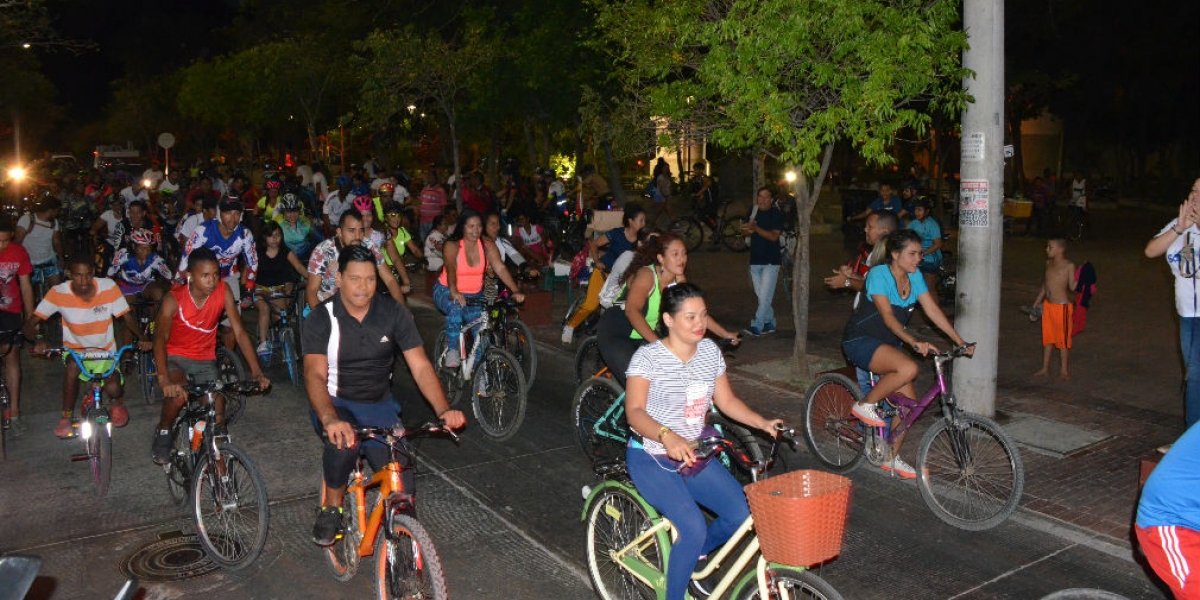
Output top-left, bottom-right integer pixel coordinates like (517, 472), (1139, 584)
(430, 215), (444, 230)
(338, 210), (363, 229)
(35, 196), (61, 213)
(0, 217), (14, 235)
(67, 253), (94, 270)
(884, 229), (922, 264)
(259, 220), (282, 244)
(448, 209), (482, 242)
(338, 244), (377, 273)
(871, 210), (900, 232)
(620, 232), (680, 288)
(912, 198), (932, 211)
(622, 203), (646, 228)
(128, 200), (148, 212)
(756, 186), (774, 199)
(187, 247), (219, 270)
(656, 282), (706, 338)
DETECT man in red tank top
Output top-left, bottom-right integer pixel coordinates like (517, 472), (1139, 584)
(149, 247), (269, 465)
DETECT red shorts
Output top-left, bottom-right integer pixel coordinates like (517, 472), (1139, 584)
(1137, 523), (1200, 598)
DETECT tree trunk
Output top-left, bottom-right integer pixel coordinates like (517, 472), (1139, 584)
(541, 126), (552, 170)
(449, 120), (462, 210)
(306, 123), (319, 164)
(752, 148), (765, 195)
(573, 117), (585, 181)
(601, 138), (625, 207)
(488, 125), (500, 189)
(523, 118), (538, 172)
(789, 144), (836, 378)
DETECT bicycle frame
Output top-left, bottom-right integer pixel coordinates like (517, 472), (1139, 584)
(346, 460), (411, 559)
(872, 353), (957, 448)
(589, 390), (628, 446)
(452, 303), (491, 380)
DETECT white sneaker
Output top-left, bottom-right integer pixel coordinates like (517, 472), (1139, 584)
(443, 348), (461, 369)
(256, 341), (271, 357)
(561, 325), (574, 345)
(851, 401), (886, 427)
(881, 456), (916, 479)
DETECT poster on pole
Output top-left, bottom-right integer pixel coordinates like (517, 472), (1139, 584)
(960, 179), (989, 228)
(962, 132), (985, 163)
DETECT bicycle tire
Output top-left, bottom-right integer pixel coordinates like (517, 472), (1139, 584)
(730, 565), (844, 600)
(712, 416), (769, 485)
(139, 352), (161, 404)
(216, 347), (248, 384)
(0, 386), (9, 461)
(501, 320), (537, 392)
(571, 377), (627, 464)
(433, 333), (465, 407)
(584, 486), (663, 600)
(669, 217), (703, 252)
(574, 336), (608, 386)
(165, 419), (192, 507)
(375, 513), (448, 600)
(280, 328), (300, 387)
(470, 348), (527, 441)
(87, 411), (113, 499)
(1038, 590), (1132, 600)
(322, 478), (363, 582)
(192, 443), (270, 569)
(916, 412), (1025, 531)
(802, 373), (866, 473)
(721, 216), (750, 252)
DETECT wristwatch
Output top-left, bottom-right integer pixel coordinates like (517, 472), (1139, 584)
(844, 278), (852, 288)
(657, 425), (671, 442)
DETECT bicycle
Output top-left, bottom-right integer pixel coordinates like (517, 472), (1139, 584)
(162, 379), (269, 569)
(801, 344), (1025, 530)
(485, 294), (537, 392)
(573, 335), (609, 386)
(29, 264), (62, 344)
(39, 345), (136, 498)
(0, 331), (21, 460)
(571, 376), (772, 485)
(669, 199), (749, 253)
(581, 428), (845, 600)
(129, 299), (162, 404)
(321, 422), (461, 599)
(257, 288), (302, 387)
(432, 298), (528, 441)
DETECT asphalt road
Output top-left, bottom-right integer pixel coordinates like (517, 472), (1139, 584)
(0, 290), (1170, 599)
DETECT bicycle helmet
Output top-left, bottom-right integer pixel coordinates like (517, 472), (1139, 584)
(378, 182), (395, 196)
(129, 228), (155, 246)
(279, 192), (301, 212)
(265, 179), (283, 190)
(353, 194), (373, 213)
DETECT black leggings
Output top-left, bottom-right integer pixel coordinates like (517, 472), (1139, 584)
(310, 398), (415, 502)
(597, 307), (643, 388)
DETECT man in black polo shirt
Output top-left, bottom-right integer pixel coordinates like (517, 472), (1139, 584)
(303, 245), (466, 546)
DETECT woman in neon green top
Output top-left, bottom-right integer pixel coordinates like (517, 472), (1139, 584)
(381, 202), (423, 292)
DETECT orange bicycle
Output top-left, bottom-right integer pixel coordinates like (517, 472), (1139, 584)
(320, 422), (460, 599)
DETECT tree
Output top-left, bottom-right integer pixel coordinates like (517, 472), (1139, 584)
(593, 0), (968, 376)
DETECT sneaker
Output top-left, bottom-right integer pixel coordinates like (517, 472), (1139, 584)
(742, 326), (762, 337)
(561, 325), (575, 345)
(761, 322), (776, 334)
(109, 403), (129, 428)
(443, 348), (461, 369)
(688, 579), (712, 599)
(256, 341), (271, 358)
(881, 455), (917, 479)
(312, 506), (345, 546)
(151, 429), (172, 465)
(851, 401), (887, 427)
(55, 417), (76, 439)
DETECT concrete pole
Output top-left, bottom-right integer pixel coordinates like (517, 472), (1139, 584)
(952, 0), (1005, 416)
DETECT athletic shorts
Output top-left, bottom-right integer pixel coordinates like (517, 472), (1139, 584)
(1136, 523), (1200, 598)
(166, 355), (220, 384)
(1041, 301), (1073, 349)
(843, 336), (895, 372)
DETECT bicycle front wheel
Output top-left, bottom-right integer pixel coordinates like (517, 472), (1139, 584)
(139, 351), (161, 404)
(375, 513), (448, 600)
(433, 333), (465, 407)
(584, 486), (662, 600)
(192, 443), (270, 569)
(669, 217), (703, 252)
(470, 348), (527, 441)
(322, 478), (363, 581)
(165, 420), (192, 507)
(86, 413), (113, 498)
(502, 320), (537, 392)
(279, 328), (300, 387)
(916, 412), (1025, 531)
(722, 216), (750, 252)
(713, 416), (769, 484)
(571, 377), (626, 464)
(574, 336), (607, 386)
(802, 373), (866, 473)
(216, 346), (248, 384)
(731, 565), (844, 600)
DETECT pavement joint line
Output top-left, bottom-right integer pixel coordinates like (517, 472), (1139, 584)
(427, 444), (576, 475)
(945, 541), (1080, 599)
(1007, 508), (1135, 563)
(419, 451), (592, 586)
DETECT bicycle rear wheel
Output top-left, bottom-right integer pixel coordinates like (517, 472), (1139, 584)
(669, 217), (703, 252)
(322, 478), (363, 581)
(574, 336), (607, 386)
(433, 333), (465, 406)
(165, 420), (192, 507)
(571, 377), (626, 464)
(731, 565), (844, 600)
(721, 216), (750, 252)
(192, 443), (270, 569)
(375, 513), (448, 600)
(501, 320), (536, 392)
(916, 412), (1025, 531)
(802, 373), (866, 473)
(279, 328), (300, 387)
(470, 348), (527, 441)
(86, 411), (113, 498)
(584, 486), (662, 600)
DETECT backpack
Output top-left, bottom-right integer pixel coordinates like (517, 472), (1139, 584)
(645, 179), (658, 198)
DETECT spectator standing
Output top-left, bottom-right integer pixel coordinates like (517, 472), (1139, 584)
(1031, 239), (1077, 380)
(650, 158), (674, 225)
(0, 219), (34, 435)
(740, 187), (783, 336)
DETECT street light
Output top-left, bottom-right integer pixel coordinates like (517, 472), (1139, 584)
(784, 170), (797, 183)
(7, 167), (25, 182)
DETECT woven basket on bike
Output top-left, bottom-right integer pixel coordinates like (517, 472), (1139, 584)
(744, 469), (852, 567)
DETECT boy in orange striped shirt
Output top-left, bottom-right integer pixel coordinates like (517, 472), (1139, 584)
(24, 255), (151, 438)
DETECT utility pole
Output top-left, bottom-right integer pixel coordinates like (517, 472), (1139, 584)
(953, 0), (1005, 416)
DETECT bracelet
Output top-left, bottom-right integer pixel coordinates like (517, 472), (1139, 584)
(1174, 227), (1185, 235)
(657, 425), (672, 442)
(844, 278), (852, 288)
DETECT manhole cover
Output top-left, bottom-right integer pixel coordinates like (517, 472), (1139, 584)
(121, 532), (219, 582)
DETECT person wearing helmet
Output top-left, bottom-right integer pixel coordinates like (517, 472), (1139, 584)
(382, 202), (423, 294)
(374, 183), (396, 222)
(305, 210), (406, 312)
(257, 178), (285, 222)
(278, 194), (323, 261)
(16, 196), (64, 290)
(107, 227), (172, 304)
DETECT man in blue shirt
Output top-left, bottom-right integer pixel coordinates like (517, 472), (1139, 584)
(1137, 423), (1200, 597)
(850, 183), (908, 222)
(741, 187), (783, 336)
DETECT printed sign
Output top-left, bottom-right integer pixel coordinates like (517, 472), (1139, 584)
(962, 132), (985, 163)
(960, 179), (989, 228)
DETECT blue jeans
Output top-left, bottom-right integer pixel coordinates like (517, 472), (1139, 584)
(432, 283), (482, 346)
(626, 447), (750, 600)
(1182, 318), (1200, 427)
(749, 264), (780, 329)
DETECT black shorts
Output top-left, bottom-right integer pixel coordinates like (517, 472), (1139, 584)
(0, 311), (23, 332)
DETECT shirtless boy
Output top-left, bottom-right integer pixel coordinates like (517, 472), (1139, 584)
(1033, 238), (1077, 379)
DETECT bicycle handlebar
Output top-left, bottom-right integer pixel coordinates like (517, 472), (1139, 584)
(348, 421), (462, 446)
(691, 423), (798, 465)
(183, 380), (264, 397)
(34, 345), (136, 380)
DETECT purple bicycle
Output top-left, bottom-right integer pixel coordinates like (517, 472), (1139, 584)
(802, 344), (1024, 531)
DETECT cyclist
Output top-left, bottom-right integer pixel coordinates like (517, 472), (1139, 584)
(256, 178), (284, 223)
(305, 245), (467, 546)
(25, 255), (152, 438)
(624, 282), (782, 600)
(175, 196), (217, 251)
(276, 193), (323, 261)
(253, 220), (307, 358)
(177, 197), (258, 332)
(123, 200), (165, 256)
(562, 204), (646, 345)
(842, 229), (972, 478)
(381, 202), (423, 295)
(15, 195), (63, 291)
(577, 164), (612, 211)
(150, 247), (269, 464)
(107, 228), (172, 306)
(0, 218), (35, 435)
(305, 210), (406, 311)
(690, 161), (716, 216)
(432, 209), (526, 368)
